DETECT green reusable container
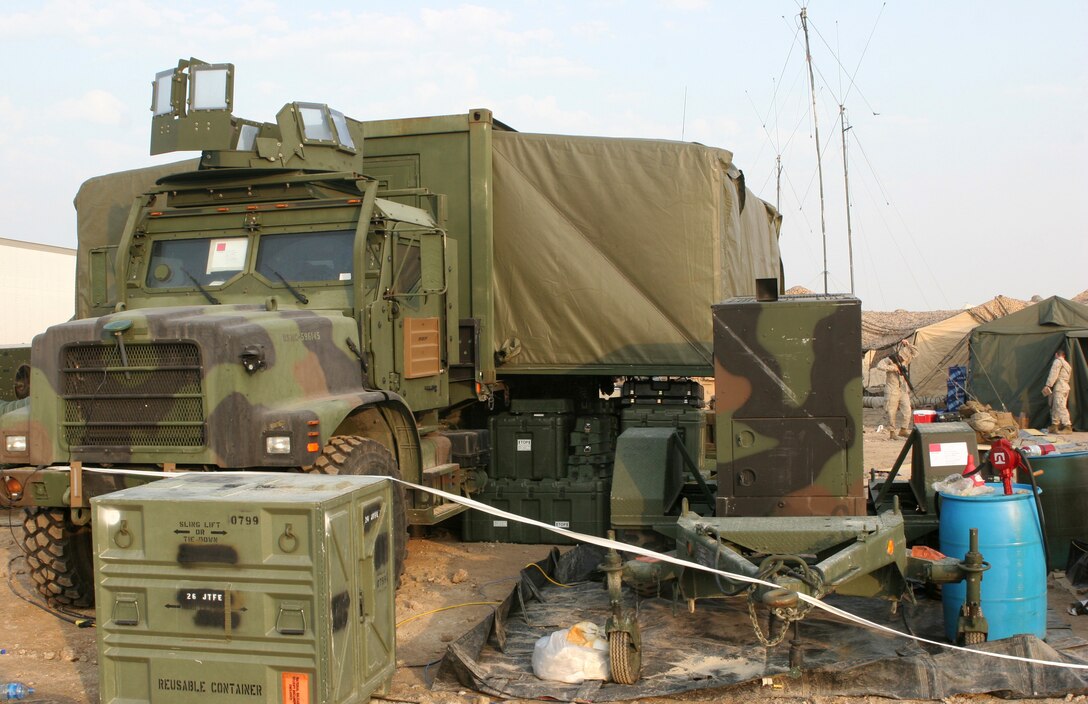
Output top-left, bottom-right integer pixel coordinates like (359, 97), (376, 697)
(93, 473), (396, 704)
(462, 477), (610, 544)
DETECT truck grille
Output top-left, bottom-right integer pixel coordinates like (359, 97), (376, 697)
(62, 342), (205, 448)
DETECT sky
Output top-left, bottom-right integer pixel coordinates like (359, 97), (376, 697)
(0, 1), (1084, 311)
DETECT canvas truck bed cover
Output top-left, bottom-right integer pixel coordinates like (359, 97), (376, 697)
(491, 131), (781, 373)
(73, 121), (781, 374)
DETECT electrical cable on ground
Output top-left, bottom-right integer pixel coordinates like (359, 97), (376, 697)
(6, 556), (94, 628)
(396, 601), (501, 629)
(524, 562), (571, 588)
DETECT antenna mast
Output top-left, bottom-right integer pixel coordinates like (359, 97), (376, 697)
(800, 6), (829, 294)
(776, 154), (782, 212)
(841, 105), (855, 293)
(681, 86), (688, 141)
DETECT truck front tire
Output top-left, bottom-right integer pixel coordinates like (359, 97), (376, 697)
(307, 436), (408, 585)
(21, 507), (95, 608)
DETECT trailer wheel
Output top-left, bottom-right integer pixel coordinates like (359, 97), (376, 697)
(609, 630), (641, 685)
(307, 436), (408, 586)
(21, 507), (95, 608)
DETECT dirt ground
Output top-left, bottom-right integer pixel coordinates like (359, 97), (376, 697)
(1, 411), (1086, 703)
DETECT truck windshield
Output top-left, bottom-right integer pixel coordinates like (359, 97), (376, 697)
(146, 237), (249, 288)
(256, 230), (354, 283)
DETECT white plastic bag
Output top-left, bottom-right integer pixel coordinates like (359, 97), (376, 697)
(932, 474), (995, 497)
(531, 621), (610, 684)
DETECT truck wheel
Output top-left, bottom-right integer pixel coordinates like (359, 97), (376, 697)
(307, 436), (408, 585)
(21, 507), (95, 608)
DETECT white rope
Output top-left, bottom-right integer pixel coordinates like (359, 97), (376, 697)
(58, 465), (1088, 671)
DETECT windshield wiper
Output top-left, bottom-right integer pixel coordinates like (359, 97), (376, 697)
(271, 269), (310, 305)
(182, 268), (220, 305)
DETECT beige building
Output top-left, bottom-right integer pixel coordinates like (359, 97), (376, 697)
(0, 237), (76, 345)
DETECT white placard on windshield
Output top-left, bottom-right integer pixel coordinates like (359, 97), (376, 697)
(928, 441), (968, 468)
(206, 238), (248, 274)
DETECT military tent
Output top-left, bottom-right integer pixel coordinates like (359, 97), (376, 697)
(863, 296), (1026, 399)
(969, 296), (1088, 430)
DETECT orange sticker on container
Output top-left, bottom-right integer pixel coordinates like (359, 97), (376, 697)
(281, 672), (310, 704)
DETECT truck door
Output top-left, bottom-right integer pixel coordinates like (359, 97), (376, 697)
(368, 229), (449, 412)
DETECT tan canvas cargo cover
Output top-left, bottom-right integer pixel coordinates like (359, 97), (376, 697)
(491, 132), (781, 373)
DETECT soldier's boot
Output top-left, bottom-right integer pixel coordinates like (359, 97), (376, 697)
(1058, 424), (1073, 435)
(1047, 423), (1060, 434)
(887, 427), (899, 440)
(898, 427), (912, 438)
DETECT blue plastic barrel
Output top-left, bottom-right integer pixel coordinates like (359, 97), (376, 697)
(939, 483), (1046, 641)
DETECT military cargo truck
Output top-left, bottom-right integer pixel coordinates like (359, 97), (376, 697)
(0, 59), (782, 606)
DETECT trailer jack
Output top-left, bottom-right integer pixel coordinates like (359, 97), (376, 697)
(601, 532), (642, 684)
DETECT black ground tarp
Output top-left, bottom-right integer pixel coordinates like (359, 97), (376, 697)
(434, 546), (1088, 701)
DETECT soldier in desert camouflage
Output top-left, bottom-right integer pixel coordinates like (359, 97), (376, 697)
(1043, 349), (1073, 434)
(876, 339), (917, 440)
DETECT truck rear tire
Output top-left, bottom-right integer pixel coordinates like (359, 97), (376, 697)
(21, 507), (95, 608)
(307, 436), (408, 585)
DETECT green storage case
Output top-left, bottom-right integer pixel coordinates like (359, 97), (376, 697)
(490, 408), (573, 481)
(569, 431), (615, 448)
(462, 477), (610, 544)
(570, 445), (612, 459)
(93, 473), (396, 704)
(509, 398), (576, 414)
(573, 415), (619, 435)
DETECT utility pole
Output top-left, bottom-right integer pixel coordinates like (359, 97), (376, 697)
(840, 104), (855, 294)
(800, 6), (829, 294)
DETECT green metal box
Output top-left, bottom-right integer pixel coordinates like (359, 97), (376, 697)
(92, 473), (396, 704)
(620, 406), (707, 472)
(489, 405), (574, 481)
(462, 477), (610, 544)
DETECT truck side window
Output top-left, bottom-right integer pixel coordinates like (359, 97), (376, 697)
(391, 241), (421, 294)
(256, 230), (354, 283)
(147, 237), (248, 288)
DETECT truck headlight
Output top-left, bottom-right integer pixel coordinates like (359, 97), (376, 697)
(266, 436), (291, 455)
(5, 435), (27, 453)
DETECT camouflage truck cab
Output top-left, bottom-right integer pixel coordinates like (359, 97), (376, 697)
(0, 60), (462, 605)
